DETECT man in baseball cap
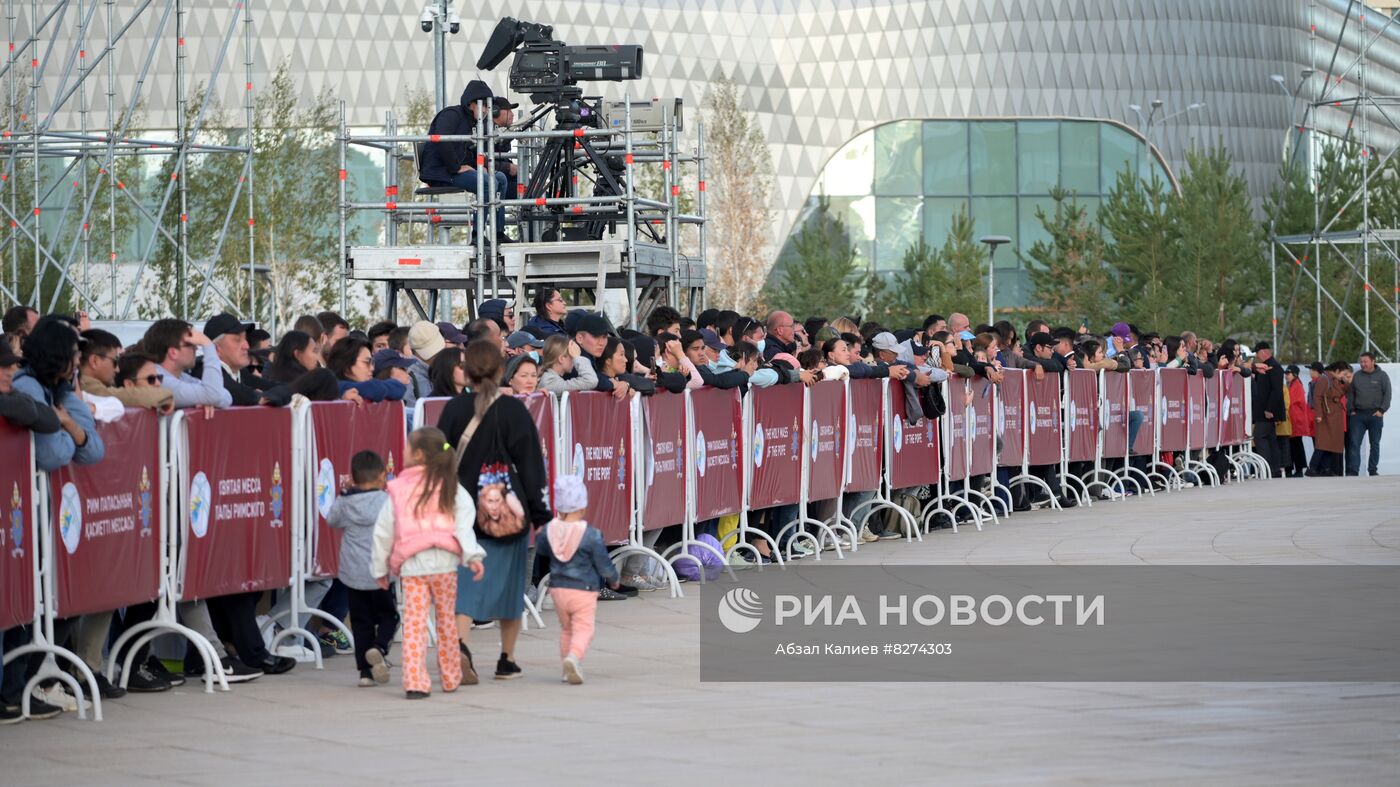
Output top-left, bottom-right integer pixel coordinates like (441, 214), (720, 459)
(506, 330), (545, 356)
(201, 313), (269, 405)
(371, 348), (417, 383)
(570, 313), (628, 397)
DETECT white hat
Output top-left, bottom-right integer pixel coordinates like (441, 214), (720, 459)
(553, 474), (588, 514)
(408, 320), (445, 361)
(871, 332), (900, 352)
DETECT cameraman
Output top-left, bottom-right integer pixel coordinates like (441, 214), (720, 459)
(418, 80), (513, 241)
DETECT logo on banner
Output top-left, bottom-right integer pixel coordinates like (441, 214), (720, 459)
(995, 399), (1005, 436)
(138, 466), (153, 538)
(753, 425), (765, 468)
(968, 407), (978, 440)
(810, 419), (819, 462)
(270, 462), (285, 528)
(385, 453), (397, 481)
(926, 418), (935, 446)
(58, 482), (82, 555)
(695, 430), (708, 478)
(617, 438), (626, 491)
(190, 472), (212, 538)
(1067, 404), (1076, 431)
(1221, 395), (1231, 421)
(1160, 395), (1168, 426)
(729, 425), (737, 468)
(316, 459), (337, 519)
(10, 482), (24, 558)
(1029, 407), (1038, 435)
(717, 587), (764, 634)
(847, 413), (856, 456)
(893, 416), (904, 453)
(572, 443), (586, 478)
(790, 417), (800, 461)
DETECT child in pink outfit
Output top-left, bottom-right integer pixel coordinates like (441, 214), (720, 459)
(535, 474), (620, 685)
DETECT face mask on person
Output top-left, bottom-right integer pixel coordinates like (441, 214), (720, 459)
(527, 351), (540, 363)
(756, 339), (766, 354)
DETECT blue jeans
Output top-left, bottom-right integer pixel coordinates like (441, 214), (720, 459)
(1345, 412), (1384, 475)
(449, 168), (507, 236)
(1127, 410), (1144, 452)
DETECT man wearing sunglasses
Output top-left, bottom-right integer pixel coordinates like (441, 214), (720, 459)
(78, 329), (173, 414)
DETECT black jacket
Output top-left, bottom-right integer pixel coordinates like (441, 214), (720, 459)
(695, 364), (749, 390)
(1251, 358), (1286, 423)
(419, 81), (493, 186)
(761, 336), (797, 363)
(0, 390), (61, 432)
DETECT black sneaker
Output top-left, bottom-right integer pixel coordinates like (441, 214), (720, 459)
(126, 665), (173, 693)
(405, 690), (429, 700)
(23, 697), (62, 720)
(148, 656), (186, 687)
(0, 704), (22, 724)
(597, 587), (628, 601)
(494, 653), (523, 680)
(221, 656), (265, 683)
(253, 655), (295, 676)
(93, 672), (127, 700)
(614, 583), (640, 597)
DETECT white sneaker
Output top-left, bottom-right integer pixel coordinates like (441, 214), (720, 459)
(789, 542), (815, 558)
(562, 654), (584, 685)
(40, 684), (90, 713)
(623, 573), (661, 591)
(275, 643), (318, 662)
(859, 526), (880, 543)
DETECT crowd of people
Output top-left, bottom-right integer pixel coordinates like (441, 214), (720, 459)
(0, 295), (1389, 714)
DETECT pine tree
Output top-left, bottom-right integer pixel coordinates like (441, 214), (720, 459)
(1020, 186), (1113, 328)
(936, 207), (991, 323)
(763, 196), (859, 319)
(1099, 169), (1175, 330)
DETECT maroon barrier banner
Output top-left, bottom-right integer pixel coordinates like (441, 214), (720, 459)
(419, 396), (449, 429)
(0, 422), (35, 631)
(1187, 373), (1208, 451)
(519, 393), (556, 510)
(997, 370), (1026, 467)
(945, 379), (969, 481)
(888, 382), (939, 488)
(1158, 369), (1189, 452)
(1102, 372), (1130, 457)
(968, 377), (996, 476)
(640, 392), (686, 530)
(51, 409), (162, 616)
(808, 381), (845, 501)
(846, 380), (882, 492)
(1066, 369), (1099, 463)
(1130, 370), (1156, 455)
(750, 385), (805, 508)
(1026, 374), (1063, 466)
(566, 392), (631, 544)
(1221, 371), (1245, 445)
(691, 387), (743, 520)
(1204, 374), (1221, 448)
(182, 407), (294, 600)
(311, 401), (405, 578)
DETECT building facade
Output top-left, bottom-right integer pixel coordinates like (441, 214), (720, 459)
(24, 0), (1400, 306)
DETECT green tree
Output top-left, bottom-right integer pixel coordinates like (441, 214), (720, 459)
(1099, 169), (1176, 330)
(1020, 186), (1113, 328)
(705, 74), (775, 313)
(763, 197), (858, 319)
(1169, 146), (1264, 338)
(865, 207), (985, 328)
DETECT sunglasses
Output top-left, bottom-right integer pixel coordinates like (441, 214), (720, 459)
(135, 374), (160, 385)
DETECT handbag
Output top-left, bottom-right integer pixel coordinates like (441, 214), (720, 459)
(455, 394), (527, 538)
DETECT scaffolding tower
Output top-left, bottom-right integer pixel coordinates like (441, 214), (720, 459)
(1, 0), (257, 322)
(339, 95), (707, 328)
(1271, 0), (1400, 363)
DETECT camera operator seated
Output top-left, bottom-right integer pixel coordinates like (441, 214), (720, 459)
(418, 79), (513, 242)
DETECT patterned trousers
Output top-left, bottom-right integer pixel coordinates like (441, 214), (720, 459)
(400, 573), (462, 694)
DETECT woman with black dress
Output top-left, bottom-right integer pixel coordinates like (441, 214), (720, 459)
(437, 340), (551, 682)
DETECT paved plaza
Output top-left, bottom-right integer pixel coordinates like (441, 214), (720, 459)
(6, 476), (1399, 786)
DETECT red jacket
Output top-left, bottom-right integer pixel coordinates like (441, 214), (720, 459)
(1287, 378), (1313, 437)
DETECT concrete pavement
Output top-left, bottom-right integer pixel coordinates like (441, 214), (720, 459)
(5, 475), (1399, 785)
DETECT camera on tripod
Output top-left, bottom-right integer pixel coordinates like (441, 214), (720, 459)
(477, 17), (643, 105)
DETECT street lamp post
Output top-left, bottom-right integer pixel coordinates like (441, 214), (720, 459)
(1127, 99), (1203, 152)
(1270, 70), (1314, 166)
(420, 0), (462, 113)
(979, 235), (1011, 323)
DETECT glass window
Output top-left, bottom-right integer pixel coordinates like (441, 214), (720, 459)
(970, 121), (1016, 194)
(874, 197), (923, 271)
(923, 121), (968, 195)
(1101, 125), (1139, 193)
(817, 130), (874, 196)
(1060, 121), (1099, 195)
(923, 197), (969, 250)
(874, 121), (923, 196)
(1017, 121), (1058, 193)
(826, 195), (876, 270)
(970, 196), (1017, 267)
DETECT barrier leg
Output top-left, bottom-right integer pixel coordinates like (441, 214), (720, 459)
(1060, 473), (1093, 508)
(925, 494), (982, 534)
(1149, 461), (1185, 491)
(1119, 465), (1156, 496)
(1006, 474), (1061, 511)
(615, 542), (693, 597)
(4, 644), (102, 721)
(1084, 468), (1127, 501)
(961, 488), (1001, 524)
(846, 496), (922, 543)
(108, 605), (229, 693)
(984, 480), (1013, 518)
(522, 592), (546, 630)
(822, 511), (860, 553)
(1183, 458), (1220, 488)
(775, 516), (843, 560)
(721, 522), (787, 568)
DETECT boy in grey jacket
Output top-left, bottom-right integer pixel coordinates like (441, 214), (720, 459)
(328, 450), (399, 687)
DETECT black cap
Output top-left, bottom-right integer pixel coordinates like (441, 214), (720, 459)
(1308, 361), (1325, 373)
(204, 312), (254, 341)
(493, 95), (519, 111)
(1027, 332), (1055, 349)
(372, 348), (416, 376)
(574, 313), (611, 338)
(1255, 341), (1272, 351)
(1285, 364), (1300, 376)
